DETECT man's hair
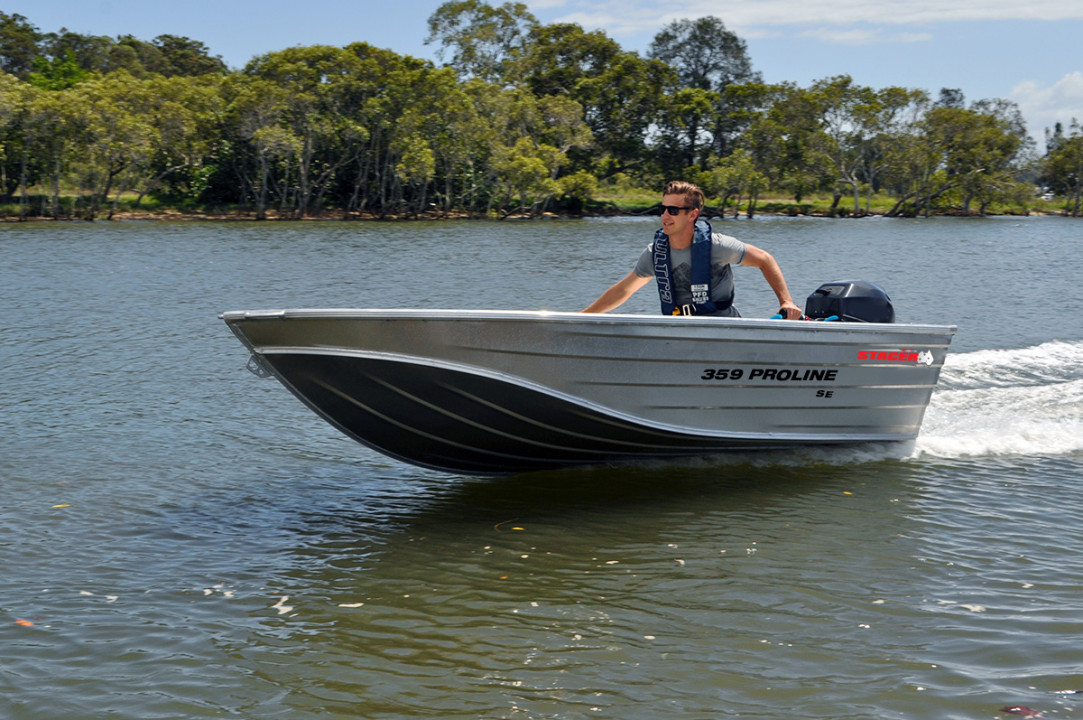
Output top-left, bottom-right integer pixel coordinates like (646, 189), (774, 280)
(663, 180), (704, 210)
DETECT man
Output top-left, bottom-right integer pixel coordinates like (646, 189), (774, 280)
(583, 181), (803, 319)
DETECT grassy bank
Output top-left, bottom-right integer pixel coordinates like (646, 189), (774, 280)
(1, 187), (1067, 221)
(592, 186), (1055, 218)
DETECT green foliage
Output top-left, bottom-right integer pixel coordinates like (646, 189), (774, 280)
(648, 17), (761, 167)
(0, 12), (42, 78)
(0, 2), (1075, 220)
(1041, 121), (1083, 216)
(2, 12), (226, 82)
(697, 148), (766, 216)
(426, 0), (537, 83)
(151, 35), (227, 76)
(558, 170), (597, 197)
(28, 50), (90, 89)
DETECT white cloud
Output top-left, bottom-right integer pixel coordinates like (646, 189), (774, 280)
(526, 0), (575, 9)
(799, 28), (933, 45)
(537, 0), (1083, 35)
(1011, 72), (1083, 136)
(554, 11), (644, 36)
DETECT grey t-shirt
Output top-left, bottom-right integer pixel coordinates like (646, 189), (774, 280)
(634, 232), (747, 316)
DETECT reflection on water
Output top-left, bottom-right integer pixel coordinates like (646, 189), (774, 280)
(2, 218), (1082, 719)
(212, 459), (927, 718)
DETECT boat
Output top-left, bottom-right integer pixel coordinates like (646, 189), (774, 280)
(221, 286), (955, 475)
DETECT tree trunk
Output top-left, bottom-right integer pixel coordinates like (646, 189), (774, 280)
(19, 147), (30, 220)
(108, 168), (134, 220)
(135, 162), (191, 208)
(50, 153), (62, 220)
(296, 133), (313, 218)
(747, 191), (758, 219)
(827, 191), (842, 217)
(255, 152), (269, 220)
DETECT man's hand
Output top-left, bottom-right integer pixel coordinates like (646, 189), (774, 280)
(779, 301), (803, 320)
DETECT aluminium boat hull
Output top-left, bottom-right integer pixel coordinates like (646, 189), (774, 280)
(220, 309), (956, 475)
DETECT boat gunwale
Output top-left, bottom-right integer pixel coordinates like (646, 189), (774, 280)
(219, 307), (957, 337)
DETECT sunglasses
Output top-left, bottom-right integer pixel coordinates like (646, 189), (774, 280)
(661, 205), (694, 215)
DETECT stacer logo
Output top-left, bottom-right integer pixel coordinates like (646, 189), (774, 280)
(858, 348), (934, 365)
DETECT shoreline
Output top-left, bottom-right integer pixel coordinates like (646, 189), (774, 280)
(0, 206), (1059, 222)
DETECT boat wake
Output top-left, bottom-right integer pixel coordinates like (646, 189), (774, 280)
(914, 340), (1083, 459)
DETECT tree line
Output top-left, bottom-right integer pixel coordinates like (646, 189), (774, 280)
(1, 2), (1081, 220)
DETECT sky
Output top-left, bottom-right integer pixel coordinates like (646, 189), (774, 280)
(10, 0), (1083, 143)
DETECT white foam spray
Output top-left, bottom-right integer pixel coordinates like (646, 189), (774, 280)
(913, 340), (1083, 459)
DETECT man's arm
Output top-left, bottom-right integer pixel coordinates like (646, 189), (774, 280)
(740, 244), (803, 319)
(582, 271), (653, 313)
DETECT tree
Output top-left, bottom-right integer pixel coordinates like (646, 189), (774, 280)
(134, 74), (224, 204)
(513, 22), (654, 177)
(73, 71), (161, 218)
(491, 136), (560, 215)
(514, 22), (620, 96)
(883, 102), (1025, 217)
(0, 72), (39, 207)
(0, 12), (41, 79)
(649, 17), (758, 92)
(1042, 120), (1083, 216)
(26, 86), (86, 218)
(112, 35), (171, 76)
(535, 94), (592, 157)
(244, 45), (376, 217)
(933, 106), (1024, 214)
(881, 99), (941, 217)
(576, 52), (671, 178)
(697, 148), (766, 218)
(935, 87), (966, 109)
(223, 74), (296, 218)
(556, 169), (597, 213)
(336, 44), (456, 216)
(809, 75), (921, 216)
(388, 67), (479, 215)
(392, 131), (436, 212)
(751, 83), (834, 203)
(741, 85), (791, 197)
(855, 87), (926, 213)
(40, 29), (114, 73)
(648, 17), (761, 161)
(410, 70), (480, 214)
(426, 0), (537, 83)
(27, 50), (90, 90)
(811, 75), (865, 215)
(654, 86), (717, 175)
(33, 29), (226, 78)
(151, 34), (227, 76)
(481, 88), (590, 215)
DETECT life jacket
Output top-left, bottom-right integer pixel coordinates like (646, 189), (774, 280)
(652, 219), (731, 316)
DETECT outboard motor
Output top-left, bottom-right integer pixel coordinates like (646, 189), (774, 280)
(804, 280), (895, 323)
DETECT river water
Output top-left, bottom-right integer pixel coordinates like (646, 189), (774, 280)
(2, 216), (1082, 719)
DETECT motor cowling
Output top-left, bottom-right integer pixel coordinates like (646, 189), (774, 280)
(804, 280), (895, 323)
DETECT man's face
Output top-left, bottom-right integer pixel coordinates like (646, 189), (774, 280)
(661, 193), (699, 236)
